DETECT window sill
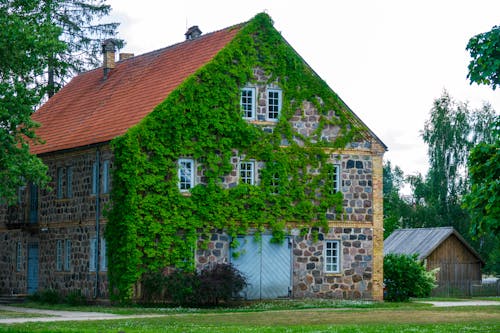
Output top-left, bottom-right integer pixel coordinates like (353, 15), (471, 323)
(248, 120), (278, 125)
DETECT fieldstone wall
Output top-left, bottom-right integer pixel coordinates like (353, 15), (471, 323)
(195, 232), (230, 269)
(0, 145), (111, 297)
(293, 227), (374, 299)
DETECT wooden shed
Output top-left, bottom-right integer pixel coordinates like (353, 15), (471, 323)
(384, 227), (484, 295)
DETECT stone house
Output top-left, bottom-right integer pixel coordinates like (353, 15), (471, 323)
(0, 13), (386, 301)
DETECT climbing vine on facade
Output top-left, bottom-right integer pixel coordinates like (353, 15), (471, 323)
(106, 13), (365, 301)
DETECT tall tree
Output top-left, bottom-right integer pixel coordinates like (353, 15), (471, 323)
(462, 117), (499, 238)
(0, 0), (66, 203)
(383, 160), (412, 238)
(466, 25), (500, 90)
(422, 91), (471, 220)
(41, 0), (123, 97)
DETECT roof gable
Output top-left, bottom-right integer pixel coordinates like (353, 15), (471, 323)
(384, 227), (483, 263)
(31, 24), (242, 155)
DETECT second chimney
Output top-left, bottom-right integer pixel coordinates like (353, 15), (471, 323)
(185, 26), (202, 40)
(102, 39), (116, 79)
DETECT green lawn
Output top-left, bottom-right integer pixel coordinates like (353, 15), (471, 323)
(1, 301), (499, 332)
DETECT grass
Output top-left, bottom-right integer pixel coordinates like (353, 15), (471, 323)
(0, 300), (499, 332)
(9, 299), (423, 315)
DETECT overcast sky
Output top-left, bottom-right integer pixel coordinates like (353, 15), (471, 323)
(107, 0), (499, 179)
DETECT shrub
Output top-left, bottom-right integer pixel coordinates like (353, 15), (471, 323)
(164, 270), (200, 306)
(142, 263), (247, 306)
(196, 263), (247, 306)
(384, 253), (437, 302)
(65, 290), (86, 306)
(37, 289), (61, 304)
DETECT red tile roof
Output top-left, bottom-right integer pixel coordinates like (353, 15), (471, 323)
(31, 25), (242, 155)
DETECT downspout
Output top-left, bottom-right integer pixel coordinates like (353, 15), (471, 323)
(94, 148), (101, 298)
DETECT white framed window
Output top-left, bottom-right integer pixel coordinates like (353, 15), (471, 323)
(57, 167), (64, 199)
(65, 240), (71, 271)
(267, 89), (282, 121)
(240, 161), (255, 185)
(89, 237), (97, 272)
(16, 242), (22, 272)
(240, 87), (255, 119)
(178, 158), (195, 191)
(324, 240), (340, 273)
(100, 238), (107, 271)
(329, 164), (341, 194)
(92, 162), (98, 195)
(102, 160), (110, 194)
(66, 167), (73, 198)
(56, 240), (63, 271)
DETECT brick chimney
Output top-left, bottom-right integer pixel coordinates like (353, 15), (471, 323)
(119, 53), (134, 61)
(102, 39), (116, 79)
(185, 26), (202, 40)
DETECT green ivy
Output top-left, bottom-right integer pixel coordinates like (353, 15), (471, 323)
(106, 13), (366, 301)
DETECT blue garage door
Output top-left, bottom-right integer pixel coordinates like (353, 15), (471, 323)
(231, 235), (291, 300)
(27, 242), (39, 294)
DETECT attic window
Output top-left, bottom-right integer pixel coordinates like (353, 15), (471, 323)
(267, 89), (281, 121)
(178, 158), (195, 191)
(240, 87), (255, 119)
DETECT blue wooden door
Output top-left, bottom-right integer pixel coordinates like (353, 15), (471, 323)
(27, 242), (39, 294)
(231, 235), (291, 300)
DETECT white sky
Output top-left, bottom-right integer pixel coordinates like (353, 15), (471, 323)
(107, 0), (499, 178)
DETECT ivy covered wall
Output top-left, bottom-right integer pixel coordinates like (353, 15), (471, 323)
(106, 13), (368, 301)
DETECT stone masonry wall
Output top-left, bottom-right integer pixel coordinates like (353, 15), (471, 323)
(0, 145), (111, 297)
(293, 227), (373, 299)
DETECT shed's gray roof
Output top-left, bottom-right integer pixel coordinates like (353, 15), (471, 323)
(384, 227), (483, 263)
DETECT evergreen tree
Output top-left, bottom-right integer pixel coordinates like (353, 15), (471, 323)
(41, 0), (123, 97)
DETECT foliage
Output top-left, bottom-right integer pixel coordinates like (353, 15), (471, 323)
(39, 0), (122, 97)
(422, 91), (471, 211)
(31, 289), (61, 304)
(383, 160), (412, 238)
(197, 263), (247, 306)
(107, 13), (363, 301)
(0, 0), (67, 203)
(64, 290), (87, 306)
(462, 117), (500, 238)
(142, 264), (247, 306)
(383, 254), (437, 302)
(466, 25), (500, 90)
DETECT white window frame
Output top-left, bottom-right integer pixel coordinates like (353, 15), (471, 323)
(16, 242), (22, 272)
(56, 240), (63, 271)
(178, 158), (195, 192)
(329, 164), (341, 194)
(240, 87), (256, 120)
(102, 160), (110, 194)
(239, 161), (255, 185)
(65, 239), (71, 271)
(89, 237), (97, 272)
(324, 240), (340, 273)
(267, 88), (282, 121)
(100, 238), (107, 271)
